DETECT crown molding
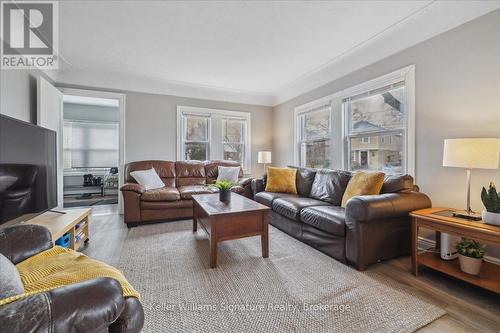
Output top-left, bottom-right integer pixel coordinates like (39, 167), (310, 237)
(56, 69), (275, 106)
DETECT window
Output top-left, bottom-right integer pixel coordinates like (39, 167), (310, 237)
(296, 105), (332, 168)
(222, 118), (247, 166)
(177, 106), (251, 172)
(293, 65), (414, 176)
(344, 82), (406, 175)
(63, 121), (119, 169)
(181, 114), (210, 160)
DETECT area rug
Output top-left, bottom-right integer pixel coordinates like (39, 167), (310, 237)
(118, 220), (445, 333)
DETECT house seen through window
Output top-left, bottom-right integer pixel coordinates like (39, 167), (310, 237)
(344, 82), (406, 175)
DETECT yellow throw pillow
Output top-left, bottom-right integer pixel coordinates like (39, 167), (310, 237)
(265, 167), (297, 194)
(341, 172), (385, 207)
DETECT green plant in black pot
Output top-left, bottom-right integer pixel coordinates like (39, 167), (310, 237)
(455, 238), (486, 275)
(210, 180), (235, 202)
(480, 182), (500, 226)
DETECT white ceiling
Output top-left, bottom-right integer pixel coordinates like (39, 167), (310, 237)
(56, 1), (500, 106)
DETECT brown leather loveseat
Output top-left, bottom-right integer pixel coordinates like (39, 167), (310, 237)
(252, 167), (431, 270)
(121, 160), (252, 227)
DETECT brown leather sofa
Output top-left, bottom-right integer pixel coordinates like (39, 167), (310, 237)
(121, 160), (252, 227)
(0, 224), (144, 333)
(251, 167), (431, 270)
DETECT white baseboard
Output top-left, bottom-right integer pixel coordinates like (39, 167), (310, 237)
(418, 236), (500, 265)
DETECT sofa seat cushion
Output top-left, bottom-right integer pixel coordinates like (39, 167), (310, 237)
(141, 200), (192, 210)
(272, 197), (330, 221)
(141, 187), (180, 202)
(254, 191), (298, 207)
(178, 185), (212, 199)
(300, 206), (346, 236)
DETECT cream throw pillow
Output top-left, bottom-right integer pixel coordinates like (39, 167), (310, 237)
(217, 166), (240, 183)
(130, 168), (165, 190)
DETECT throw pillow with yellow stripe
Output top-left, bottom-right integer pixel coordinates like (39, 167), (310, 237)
(265, 167), (297, 194)
(341, 171), (385, 207)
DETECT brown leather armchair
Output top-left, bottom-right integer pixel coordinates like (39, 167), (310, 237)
(0, 224), (144, 333)
(121, 160), (253, 227)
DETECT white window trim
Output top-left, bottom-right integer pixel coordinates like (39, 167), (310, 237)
(341, 65), (415, 178)
(293, 65), (415, 178)
(293, 96), (337, 167)
(176, 105), (252, 173)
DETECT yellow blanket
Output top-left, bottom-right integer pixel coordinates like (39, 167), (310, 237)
(0, 246), (139, 306)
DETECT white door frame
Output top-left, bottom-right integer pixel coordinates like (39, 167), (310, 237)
(59, 87), (126, 214)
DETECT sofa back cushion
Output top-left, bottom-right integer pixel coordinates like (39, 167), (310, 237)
(0, 253), (24, 299)
(381, 174), (414, 193)
(204, 160), (243, 183)
(175, 161), (206, 187)
(287, 166), (317, 197)
(125, 161), (176, 187)
(309, 169), (352, 206)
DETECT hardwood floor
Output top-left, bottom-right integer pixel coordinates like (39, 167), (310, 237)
(82, 206), (500, 332)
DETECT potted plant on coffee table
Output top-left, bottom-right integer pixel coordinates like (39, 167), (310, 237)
(210, 180), (235, 202)
(481, 182), (500, 226)
(455, 238), (486, 275)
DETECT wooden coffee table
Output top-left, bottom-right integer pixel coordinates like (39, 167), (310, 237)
(192, 193), (270, 268)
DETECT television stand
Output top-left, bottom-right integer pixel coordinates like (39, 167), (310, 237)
(22, 208), (91, 251)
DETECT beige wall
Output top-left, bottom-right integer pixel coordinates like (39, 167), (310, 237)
(273, 9), (500, 214)
(273, 10), (500, 258)
(125, 91), (273, 177)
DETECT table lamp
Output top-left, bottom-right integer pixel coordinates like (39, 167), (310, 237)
(258, 151), (272, 174)
(443, 138), (500, 220)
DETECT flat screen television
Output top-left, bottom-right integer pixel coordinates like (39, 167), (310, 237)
(0, 114), (57, 224)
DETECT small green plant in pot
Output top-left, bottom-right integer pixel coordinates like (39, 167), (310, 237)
(455, 238), (486, 275)
(210, 180), (235, 202)
(481, 182), (500, 226)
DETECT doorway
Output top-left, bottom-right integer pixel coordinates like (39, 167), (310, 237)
(60, 89), (125, 211)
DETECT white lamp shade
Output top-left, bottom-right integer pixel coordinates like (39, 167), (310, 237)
(258, 151), (272, 164)
(443, 138), (500, 169)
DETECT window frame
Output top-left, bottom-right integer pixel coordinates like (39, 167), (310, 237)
(177, 106), (251, 173)
(294, 104), (334, 168)
(341, 66), (415, 176)
(222, 116), (248, 169)
(181, 113), (211, 161)
(293, 65), (415, 178)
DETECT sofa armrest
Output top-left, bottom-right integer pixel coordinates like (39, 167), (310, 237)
(0, 224), (53, 264)
(251, 178), (264, 196)
(238, 177), (253, 187)
(120, 183), (145, 194)
(344, 192), (431, 270)
(345, 192), (431, 225)
(0, 278), (126, 333)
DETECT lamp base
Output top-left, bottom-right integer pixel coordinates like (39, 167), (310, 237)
(452, 210), (482, 221)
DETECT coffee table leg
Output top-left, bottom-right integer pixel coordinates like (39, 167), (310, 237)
(261, 211), (269, 258)
(210, 235), (217, 268)
(192, 205), (197, 232)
